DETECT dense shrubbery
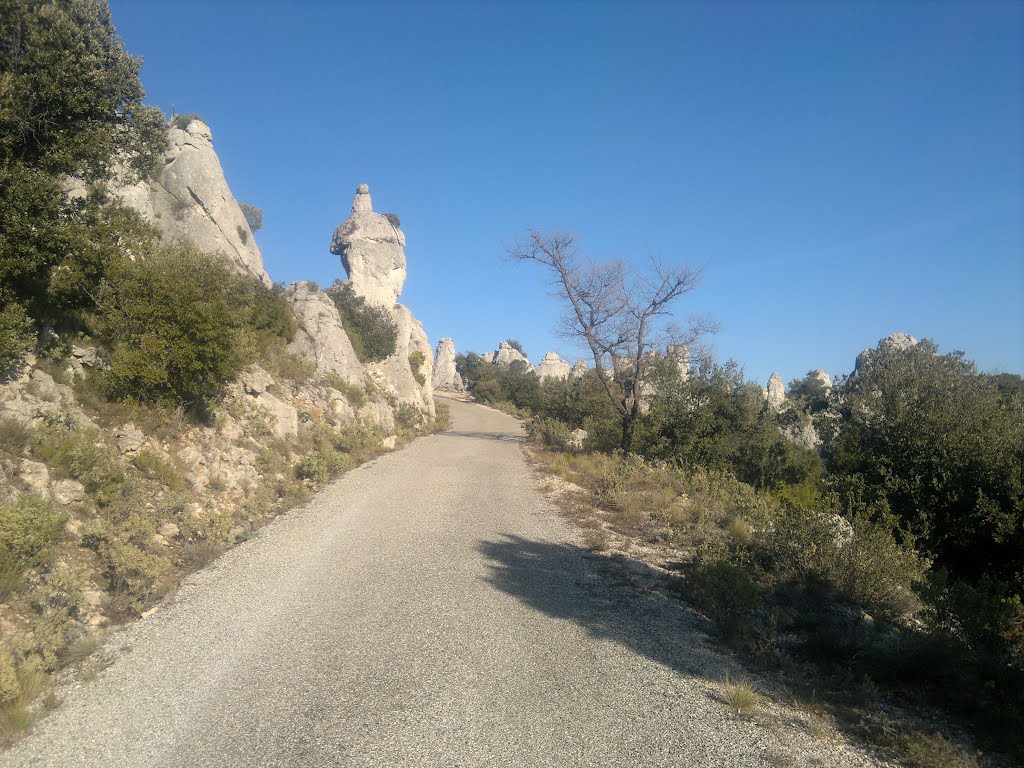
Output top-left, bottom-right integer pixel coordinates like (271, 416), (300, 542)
(327, 281), (398, 363)
(94, 244), (295, 414)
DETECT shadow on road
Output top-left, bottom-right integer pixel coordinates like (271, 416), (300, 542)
(478, 533), (732, 683)
(436, 430), (524, 443)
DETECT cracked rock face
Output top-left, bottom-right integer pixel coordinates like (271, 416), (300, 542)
(492, 341), (533, 371)
(330, 185), (407, 306)
(432, 338), (464, 391)
(68, 119), (271, 286)
(766, 371), (786, 411)
(536, 352), (571, 381)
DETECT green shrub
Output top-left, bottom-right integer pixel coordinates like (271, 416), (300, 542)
(327, 281), (397, 363)
(409, 350), (427, 385)
(691, 559), (760, 640)
(0, 496), (66, 570)
(321, 373), (367, 408)
(94, 244), (294, 413)
(236, 225), (248, 245)
(33, 424), (124, 505)
(526, 417), (572, 450)
(0, 304), (33, 372)
(240, 204), (263, 232)
(170, 112), (202, 129)
(0, 417), (32, 456)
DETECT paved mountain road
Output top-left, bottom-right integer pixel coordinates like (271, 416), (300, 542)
(1, 399), (884, 767)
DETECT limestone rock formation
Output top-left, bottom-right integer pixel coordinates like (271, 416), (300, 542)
(432, 338), (465, 392)
(667, 344), (690, 382)
(493, 341), (533, 371)
(766, 372), (786, 411)
(365, 303), (435, 418)
(330, 185), (407, 306)
(536, 352), (571, 381)
(856, 332), (918, 372)
(570, 359), (588, 380)
(68, 118), (271, 286)
(809, 368), (833, 392)
(284, 281), (364, 386)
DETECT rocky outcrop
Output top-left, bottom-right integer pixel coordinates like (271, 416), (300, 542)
(366, 304), (435, 418)
(68, 118), (271, 286)
(809, 368), (832, 392)
(766, 372), (786, 411)
(856, 332), (918, 373)
(570, 359), (588, 380)
(285, 281), (364, 387)
(536, 352), (571, 381)
(330, 184), (406, 306)
(492, 342), (533, 371)
(432, 338), (465, 392)
(667, 344), (690, 382)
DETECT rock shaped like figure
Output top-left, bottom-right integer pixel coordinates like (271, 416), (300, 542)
(432, 338), (465, 391)
(766, 371), (786, 411)
(66, 118), (271, 286)
(536, 352), (571, 381)
(330, 184), (407, 306)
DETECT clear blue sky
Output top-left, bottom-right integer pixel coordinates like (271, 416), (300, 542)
(110, 0), (1023, 385)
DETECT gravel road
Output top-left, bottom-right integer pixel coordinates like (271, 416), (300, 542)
(1, 398), (888, 767)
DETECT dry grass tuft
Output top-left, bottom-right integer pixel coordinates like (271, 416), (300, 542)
(722, 677), (761, 714)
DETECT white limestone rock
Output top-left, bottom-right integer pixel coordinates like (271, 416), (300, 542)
(284, 281), (365, 387)
(18, 460), (50, 495)
(570, 359), (589, 380)
(809, 368), (832, 392)
(432, 338), (465, 392)
(52, 480), (86, 506)
(667, 344), (690, 382)
(330, 185), (407, 306)
(536, 352), (571, 381)
(68, 119), (271, 286)
(492, 342), (533, 371)
(568, 429), (588, 451)
(856, 332), (919, 372)
(766, 372), (786, 411)
(365, 304), (435, 418)
(117, 424), (146, 456)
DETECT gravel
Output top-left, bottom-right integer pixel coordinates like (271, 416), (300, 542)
(1, 398), (890, 767)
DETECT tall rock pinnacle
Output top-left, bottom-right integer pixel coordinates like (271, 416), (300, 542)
(330, 184), (407, 305)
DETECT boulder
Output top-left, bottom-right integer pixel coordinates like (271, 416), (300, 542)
(536, 352), (571, 381)
(567, 429), (588, 451)
(68, 119), (271, 286)
(330, 185), (407, 306)
(432, 338), (465, 392)
(52, 480), (86, 506)
(285, 281), (364, 387)
(766, 372), (786, 411)
(117, 424), (146, 456)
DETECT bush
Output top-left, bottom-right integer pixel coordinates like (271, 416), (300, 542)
(321, 373), (367, 408)
(94, 245), (293, 414)
(239, 203), (263, 232)
(327, 281), (398, 363)
(526, 417), (572, 450)
(0, 496), (66, 570)
(408, 350), (427, 385)
(0, 304), (33, 373)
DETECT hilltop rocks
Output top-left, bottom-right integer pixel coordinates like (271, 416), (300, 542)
(766, 372), (786, 411)
(493, 341), (533, 370)
(856, 332), (918, 372)
(330, 184), (407, 306)
(809, 368), (833, 392)
(285, 281), (364, 386)
(668, 344), (690, 382)
(69, 118), (271, 286)
(432, 338), (465, 392)
(570, 359), (588, 380)
(536, 352), (571, 381)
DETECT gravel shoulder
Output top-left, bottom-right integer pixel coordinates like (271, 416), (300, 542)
(1, 398), (890, 767)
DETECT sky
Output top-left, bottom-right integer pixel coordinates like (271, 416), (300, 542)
(109, 0), (1023, 385)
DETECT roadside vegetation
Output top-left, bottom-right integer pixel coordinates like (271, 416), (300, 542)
(459, 343), (1024, 766)
(0, 0), (447, 743)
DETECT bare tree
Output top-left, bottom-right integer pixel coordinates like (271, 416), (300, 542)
(507, 226), (715, 453)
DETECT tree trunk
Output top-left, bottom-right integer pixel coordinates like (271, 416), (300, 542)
(620, 413), (635, 454)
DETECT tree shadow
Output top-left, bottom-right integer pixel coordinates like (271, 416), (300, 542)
(477, 533), (739, 683)
(436, 430), (524, 443)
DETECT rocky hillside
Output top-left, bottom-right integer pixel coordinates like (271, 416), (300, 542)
(0, 119), (440, 734)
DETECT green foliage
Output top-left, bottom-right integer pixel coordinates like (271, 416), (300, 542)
(321, 373), (367, 408)
(822, 341), (1024, 595)
(236, 225), (248, 244)
(94, 244), (294, 413)
(239, 203), (263, 232)
(33, 423), (124, 504)
(394, 403), (423, 433)
(0, 495), (66, 570)
(169, 112), (201, 130)
(327, 281), (398, 363)
(408, 350), (427, 385)
(526, 417), (572, 451)
(0, 304), (33, 372)
(504, 339), (526, 356)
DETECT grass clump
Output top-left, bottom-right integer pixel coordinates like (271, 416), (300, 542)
(327, 281), (397, 363)
(722, 677), (761, 714)
(321, 372), (366, 408)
